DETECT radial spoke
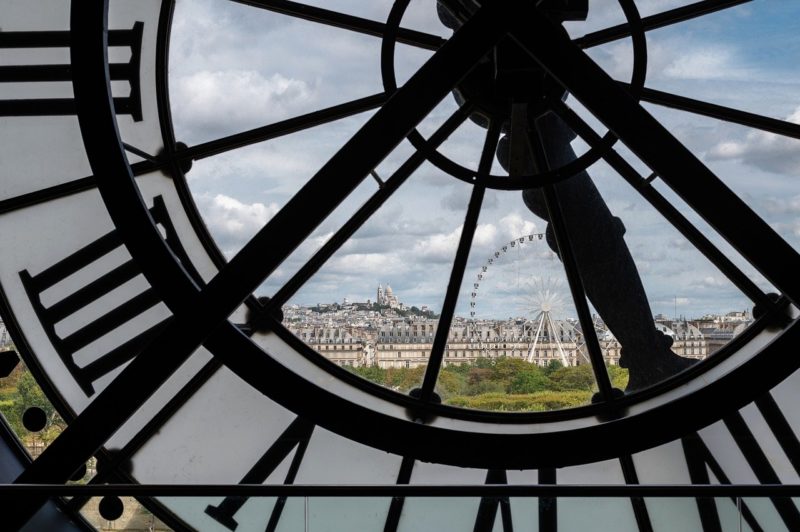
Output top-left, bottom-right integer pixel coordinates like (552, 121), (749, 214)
(9, 11), (508, 522)
(260, 104), (474, 321)
(626, 85), (800, 140)
(549, 98), (773, 310)
(0, 159), (159, 215)
(575, 0), (751, 49)
(66, 356), (224, 512)
(182, 92), (389, 162)
(203, 4), (505, 319)
(526, 123), (614, 400)
(231, 0), (446, 51)
(508, 4), (800, 306)
(420, 122), (501, 401)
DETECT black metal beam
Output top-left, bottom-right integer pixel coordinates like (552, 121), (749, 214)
(183, 92), (390, 161)
(724, 412), (800, 529)
(630, 85), (800, 140)
(575, 0), (751, 48)
(9, 5), (507, 525)
(262, 105), (473, 317)
(419, 123), (500, 401)
(526, 122), (614, 400)
(383, 456), (416, 532)
(230, 0), (445, 50)
(508, 2), (800, 307)
(755, 394), (800, 477)
(550, 99), (772, 310)
(618, 455), (654, 532)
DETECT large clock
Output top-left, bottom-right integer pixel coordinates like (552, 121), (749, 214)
(2, 0), (800, 530)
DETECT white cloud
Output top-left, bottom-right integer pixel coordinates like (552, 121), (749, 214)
(592, 38), (754, 83)
(761, 194), (800, 215)
(498, 213), (538, 240)
(171, 70), (315, 139)
(196, 193), (280, 255)
(660, 46), (749, 80)
(412, 222), (501, 263)
(327, 253), (403, 276)
(708, 107), (800, 175)
(413, 226), (462, 262)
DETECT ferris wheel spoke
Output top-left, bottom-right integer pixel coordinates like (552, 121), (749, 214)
(508, 5), (800, 306)
(549, 98), (773, 311)
(419, 123), (501, 402)
(231, 0), (445, 51)
(574, 0), (750, 49)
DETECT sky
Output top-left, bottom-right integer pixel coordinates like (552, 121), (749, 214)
(167, 0), (800, 321)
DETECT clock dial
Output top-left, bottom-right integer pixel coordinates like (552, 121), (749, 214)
(2, 0), (800, 530)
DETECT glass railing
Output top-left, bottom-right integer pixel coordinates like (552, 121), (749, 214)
(4, 484), (799, 531)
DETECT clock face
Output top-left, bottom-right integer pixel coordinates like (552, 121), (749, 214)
(2, 0), (800, 530)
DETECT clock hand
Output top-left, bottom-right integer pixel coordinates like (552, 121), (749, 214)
(504, 1), (800, 307)
(500, 110), (694, 391)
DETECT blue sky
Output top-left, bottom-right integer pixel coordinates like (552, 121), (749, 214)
(168, 0), (800, 320)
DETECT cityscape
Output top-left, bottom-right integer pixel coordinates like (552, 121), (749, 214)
(284, 283), (753, 370)
(0, 282), (753, 373)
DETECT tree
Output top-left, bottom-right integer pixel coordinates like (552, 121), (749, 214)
(508, 366), (550, 394)
(543, 359), (564, 376)
(436, 371), (467, 399)
(349, 365), (386, 386)
(606, 364), (629, 390)
(548, 364), (595, 391)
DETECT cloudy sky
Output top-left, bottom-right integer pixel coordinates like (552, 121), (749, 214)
(167, 0), (800, 320)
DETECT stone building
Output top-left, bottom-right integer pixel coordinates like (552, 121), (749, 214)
(290, 325), (368, 367)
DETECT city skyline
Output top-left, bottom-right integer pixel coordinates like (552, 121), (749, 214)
(286, 281), (754, 322)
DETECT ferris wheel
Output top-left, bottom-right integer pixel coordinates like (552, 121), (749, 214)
(468, 234), (589, 366)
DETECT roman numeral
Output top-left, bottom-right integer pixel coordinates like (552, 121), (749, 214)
(384, 456), (416, 532)
(19, 196), (197, 396)
(205, 417), (315, 531)
(0, 23), (144, 120)
(473, 469), (513, 532)
(681, 401), (800, 532)
(539, 467), (557, 532)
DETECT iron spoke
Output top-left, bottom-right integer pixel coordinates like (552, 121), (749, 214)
(550, 98), (773, 310)
(420, 123), (501, 401)
(262, 105), (474, 319)
(575, 0), (751, 49)
(183, 92), (389, 162)
(207, 4), (504, 319)
(508, 4), (800, 306)
(627, 85), (800, 140)
(525, 123), (615, 400)
(0, 160), (158, 215)
(10, 9), (508, 520)
(231, 0), (445, 50)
